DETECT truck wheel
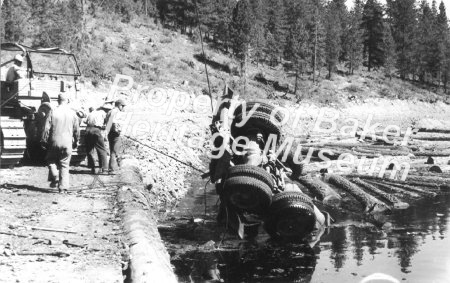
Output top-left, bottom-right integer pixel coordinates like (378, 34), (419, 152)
(233, 101), (285, 123)
(227, 164), (274, 189)
(231, 111), (282, 140)
(223, 176), (272, 213)
(264, 191), (316, 239)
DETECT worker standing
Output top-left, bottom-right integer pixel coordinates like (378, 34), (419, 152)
(44, 93), (79, 192)
(6, 54), (26, 82)
(105, 99), (126, 174)
(85, 106), (109, 174)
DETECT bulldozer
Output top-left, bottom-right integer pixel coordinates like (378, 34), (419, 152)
(208, 86), (328, 242)
(0, 42), (87, 167)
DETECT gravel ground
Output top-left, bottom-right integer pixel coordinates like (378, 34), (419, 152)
(0, 166), (123, 283)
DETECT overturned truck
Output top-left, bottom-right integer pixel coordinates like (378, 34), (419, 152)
(208, 87), (328, 241)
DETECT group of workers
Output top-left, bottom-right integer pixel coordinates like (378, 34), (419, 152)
(43, 94), (127, 192)
(5, 52), (127, 191)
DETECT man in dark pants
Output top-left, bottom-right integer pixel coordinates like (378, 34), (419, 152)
(85, 106), (108, 174)
(105, 99), (126, 174)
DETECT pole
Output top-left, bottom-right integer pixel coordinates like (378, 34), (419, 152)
(193, 0), (214, 113)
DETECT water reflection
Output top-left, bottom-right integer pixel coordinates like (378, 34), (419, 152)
(160, 176), (450, 282)
(171, 242), (317, 282)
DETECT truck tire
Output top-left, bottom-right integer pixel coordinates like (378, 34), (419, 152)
(233, 101), (285, 123)
(227, 164), (274, 189)
(264, 191), (316, 239)
(231, 111), (282, 140)
(223, 176), (272, 213)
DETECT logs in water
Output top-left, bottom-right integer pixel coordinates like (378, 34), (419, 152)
(377, 180), (437, 197)
(326, 174), (390, 214)
(350, 178), (409, 209)
(297, 175), (341, 206)
(364, 180), (420, 198)
(346, 173), (445, 191)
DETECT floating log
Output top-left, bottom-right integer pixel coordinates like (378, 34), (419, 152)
(346, 173), (445, 190)
(297, 175), (341, 207)
(364, 179), (420, 198)
(412, 132), (450, 141)
(404, 173), (450, 184)
(350, 178), (409, 209)
(378, 180), (437, 197)
(415, 118), (450, 133)
(355, 131), (403, 144)
(326, 174), (390, 213)
(352, 147), (411, 157)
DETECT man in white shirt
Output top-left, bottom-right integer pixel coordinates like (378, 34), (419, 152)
(104, 99), (126, 174)
(44, 93), (79, 191)
(85, 106), (109, 174)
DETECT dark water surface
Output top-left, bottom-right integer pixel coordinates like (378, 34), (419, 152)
(159, 177), (450, 283)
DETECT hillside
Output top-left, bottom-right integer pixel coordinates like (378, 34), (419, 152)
(79, 9), (450, 110)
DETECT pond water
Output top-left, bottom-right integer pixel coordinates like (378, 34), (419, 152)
(158, 177), (450, 283)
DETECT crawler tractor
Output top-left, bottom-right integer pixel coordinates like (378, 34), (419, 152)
(209, 86), (327, 241)
(0, 43), (86, 167)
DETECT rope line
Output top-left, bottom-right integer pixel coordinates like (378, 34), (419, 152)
(124, 135), (207, 174)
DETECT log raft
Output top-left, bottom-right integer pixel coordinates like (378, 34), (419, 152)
(326, 174), (390, 214)
(350, 178), (409, 209)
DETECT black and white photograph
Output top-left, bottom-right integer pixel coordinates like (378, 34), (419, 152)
(1, 0), (450, 282)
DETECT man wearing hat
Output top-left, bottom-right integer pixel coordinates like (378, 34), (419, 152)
(6, 54), (26, 82)
(105, 99), (126, 174)
(44, 92), (80, 191)
(85, 105), (109, 174)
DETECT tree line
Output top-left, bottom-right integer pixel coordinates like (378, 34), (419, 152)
(2, 0), (450, 92)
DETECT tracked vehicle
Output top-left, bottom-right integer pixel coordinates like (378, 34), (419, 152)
(1, 43), (86, 167)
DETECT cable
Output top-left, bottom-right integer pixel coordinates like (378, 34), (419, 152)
(204, 178), (210, 218)
(123, 135), (207, 174)
(193, 0), (214, 113)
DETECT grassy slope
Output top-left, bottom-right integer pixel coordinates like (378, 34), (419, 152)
(82, 11), (450, 115)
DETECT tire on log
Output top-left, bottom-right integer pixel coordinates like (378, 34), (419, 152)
(327, 174), (390, 214)
(350, 178), (409, 209)
(264, 191), (316, 240)
(297, 175), (341, 207)
(223, 175), (272, 213)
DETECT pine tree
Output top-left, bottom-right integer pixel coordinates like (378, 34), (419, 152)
(386, 0), (417, 79)
(310, 2), (326, 81)
(344, 0), (364, 74)
(415, 0), (436, 83)
(383, 23), (396, 79)
(324, 1), (342, 78)
(437, 1), (450, 90)
(332, 0), (349, 61)
(1, 0), (30, 42)
(230, 0), (255, 90)
(361, 0), (385, 71)
(249, 0), (267, 64)
(286, 18), (310, 96)
(265, 0), (288, 66)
